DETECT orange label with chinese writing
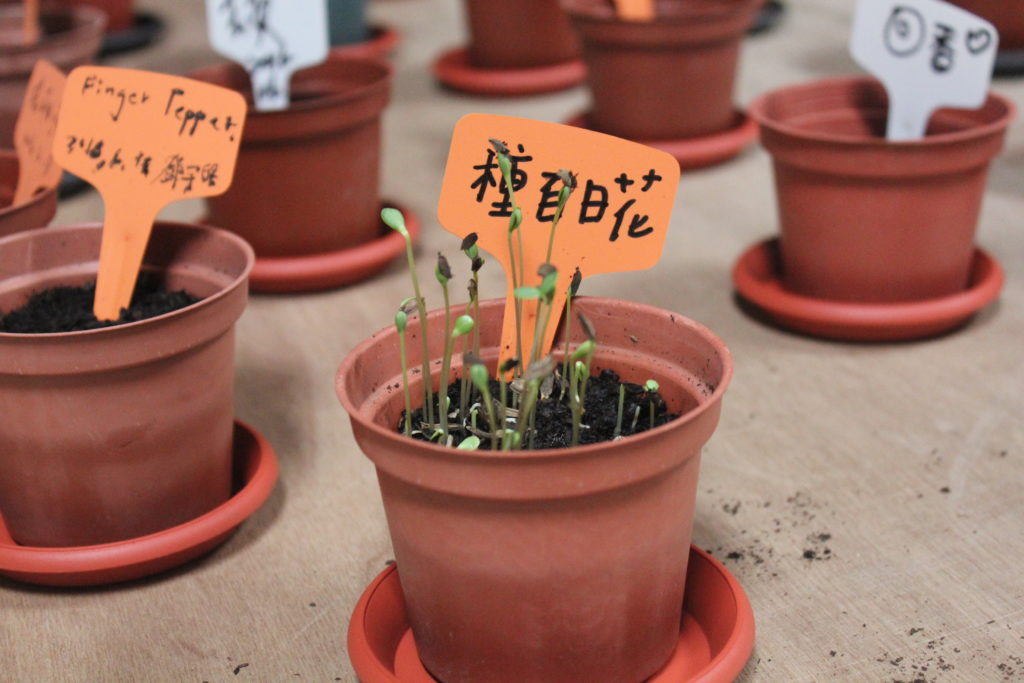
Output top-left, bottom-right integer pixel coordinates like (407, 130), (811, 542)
(13, 60), (65, 206)
(614, 0), (655, 21)
(438, 114), (679, 370)
(53, 66), (246, 321)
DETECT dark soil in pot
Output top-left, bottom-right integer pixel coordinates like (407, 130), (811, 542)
(0, 276), (199, 333)
(404, 368), (680, 449)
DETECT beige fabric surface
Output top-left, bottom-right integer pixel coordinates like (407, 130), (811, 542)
(2, 0), (1022, 681)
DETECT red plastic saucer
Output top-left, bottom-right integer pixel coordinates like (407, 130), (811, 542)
(565, 110), (758, 170)
(330, 24), (401, 59)
(732, 238), (1004, 341)
(0, 421), (278, 587)
(348, 546), (755, 682)
(432, 47), (586, 96)
(248, 201), (421, 294)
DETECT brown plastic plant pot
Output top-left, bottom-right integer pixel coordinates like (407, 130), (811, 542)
(0, 4), (105, 148)
(464, 0), (579, 69)
(336, 297), (733, 683)
(748, 76), (1014, 304)
(432, 0), (585, 96)
(564, 0), (761, 142)
(0, 149), (57, 238)
(189, 54), (392, 291)
(0, 221), (255, 547)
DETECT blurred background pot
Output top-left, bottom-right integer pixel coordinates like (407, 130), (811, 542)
(464, 0), (578, 69)
(190, 54), (391, 290)
(0, 221), (254, 547)
(750, 76), (1014, 303)
(336, 297), (732, 683)
(0, 150), (57, 238)
(62, 0), (132, 32)
(564, 0), (759, 141)
(0, 4), (105, 147)
(951, 0), (1024, 50)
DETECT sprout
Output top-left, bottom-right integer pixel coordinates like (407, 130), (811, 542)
(613, 383), (625, 439)
(438, 313), (474, 445)
(469, 360), (499, 450)
(645, 379), (661, 430)
(460, 232), (478, 252)
(383, 207), (433, 426)
(457, 435), (481, 451)
(395, 307), (411, 437)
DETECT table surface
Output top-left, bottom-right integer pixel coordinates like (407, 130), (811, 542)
(3, 1), (1023, 681)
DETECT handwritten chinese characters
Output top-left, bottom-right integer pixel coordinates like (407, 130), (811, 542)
(13, 60), (66, 205)
(470, 142), (666, 243)
(52, 66), (247, 320)
(883, 4), (994, 74)
(439, 114), (680, 365)
(850, 0), (998, 140)
(205, 0), (328, 111)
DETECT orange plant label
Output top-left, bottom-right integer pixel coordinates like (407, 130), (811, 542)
(438, 114), (679, 370)
(52, 66), (246, 321)
(613, 0), (655, 21)
(13, 60), (65, 205)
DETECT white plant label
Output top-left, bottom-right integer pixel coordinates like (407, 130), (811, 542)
(850, 0), (998, 141)
(206, 0), (329, 112)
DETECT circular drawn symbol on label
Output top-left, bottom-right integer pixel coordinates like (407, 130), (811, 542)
(884, 5), (926, 58)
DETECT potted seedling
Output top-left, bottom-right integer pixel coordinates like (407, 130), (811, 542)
(563, 0), (761, 169)
(193, 0), (408, 293)
(0, 2), (105, 147)
(733, 0), (1015, 340)
(433, 0), (585, 95)
(337, 116), (745, 682)
(0, 67), (277, 587)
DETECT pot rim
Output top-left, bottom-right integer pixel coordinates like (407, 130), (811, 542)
(0, 4), (107, 57)
(749, 75), (1017, 148)
(562, 0), (756, 23)
(0, 220), (255, 341)
(336, 296), (733, 462)
(0, 150), (55, 219)
(189, 55), (393, 118)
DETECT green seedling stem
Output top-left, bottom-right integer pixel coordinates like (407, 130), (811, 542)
(493, 140), (525, 372)
(570, 359), (586, 447)
(435, 253), (454, 434)
(395, 308), (412, 437)
(439, 314), (474, 446)
(544, 170), (576, 264)
(613, 383), (625, 439)
(382, 208), (433, 427)
(645, 379), (660, 430)
(470, 363), (499, 450)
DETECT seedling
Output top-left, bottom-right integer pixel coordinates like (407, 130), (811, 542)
(644, 379), (660, 430)
(395, 299), (415, 437)
(383, 208), (434, 427)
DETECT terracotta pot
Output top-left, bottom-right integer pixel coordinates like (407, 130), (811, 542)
(564, 0), (760, 141)
(464, 0), (579, 69)
(952, 1), (1024, 50)
(336, 297), (732, 683)
(0, 4), (105, 148)
(750, 77), (1013, 303)
(63, 0), (133, 32)
(0, 150), (57, 238)
(190, 55), (391, 261)
(0, 221), (254, 547)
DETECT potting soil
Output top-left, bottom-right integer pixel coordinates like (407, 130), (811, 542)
(0, 278), (199, 333)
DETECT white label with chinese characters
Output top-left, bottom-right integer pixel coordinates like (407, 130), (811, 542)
(850, 0), (998, 141)
(206, 0), (329, 112)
